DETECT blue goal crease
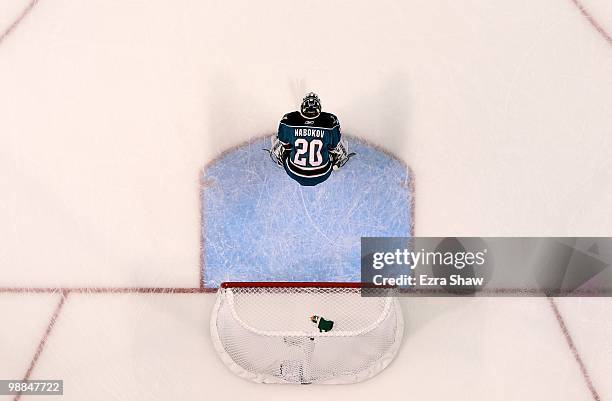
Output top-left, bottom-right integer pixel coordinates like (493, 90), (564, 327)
(201, 135), (414, 288)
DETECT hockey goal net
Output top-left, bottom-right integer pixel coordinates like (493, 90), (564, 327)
(210, 282), (404, 384)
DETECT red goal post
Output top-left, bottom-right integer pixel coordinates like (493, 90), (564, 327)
(219, 281), (396, 289)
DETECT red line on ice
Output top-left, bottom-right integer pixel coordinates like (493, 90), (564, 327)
(1, 287), (612, 295)
(570, 0), (612, 46)
(548, 297), (601, 401)
(0, 287), (213, 294)
(13, 291), (68, 401)
(0, 0), (41, 46)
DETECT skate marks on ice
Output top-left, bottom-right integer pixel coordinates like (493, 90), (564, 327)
(200, 136), (414, 288)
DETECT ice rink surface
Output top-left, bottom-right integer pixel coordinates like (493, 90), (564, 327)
(0, 0), (611, 399)
(201, 136), (413, 287)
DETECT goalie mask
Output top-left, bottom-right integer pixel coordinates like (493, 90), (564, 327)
(301, 92), (321, 118)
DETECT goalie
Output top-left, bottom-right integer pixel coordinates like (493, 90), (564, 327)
(269, 93), (352, 186)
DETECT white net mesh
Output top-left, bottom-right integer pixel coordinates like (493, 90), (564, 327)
(210, 283), (404, 384)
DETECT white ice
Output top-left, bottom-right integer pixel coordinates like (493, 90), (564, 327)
(0, 0), (611, 399)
